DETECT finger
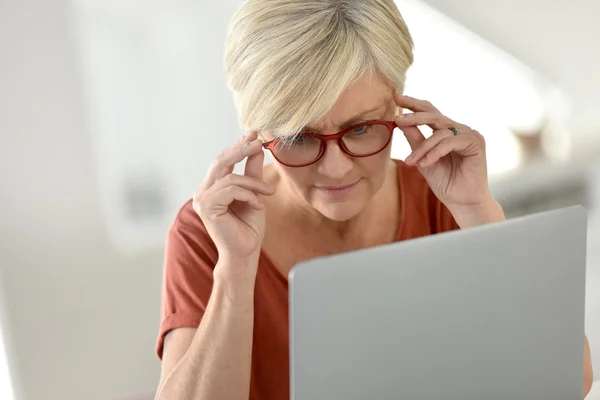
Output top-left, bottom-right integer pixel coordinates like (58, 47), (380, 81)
(418, 138), (457, 168)
(395, 123), (426, 152)
(244, 132), (265, 180)
(204, 133), (263, 187)
(393, 93), (440, 113)
(418, 135), (476, 168)
(203, 186), (264, 217)
(212, 173), (275, 196)
(394, 111), (454, 131)
(404, 128), (454, 166)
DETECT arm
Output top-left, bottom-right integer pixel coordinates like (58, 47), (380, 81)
(155, 132), (271, 400)
(156, 268), (256, 400)
(584, 335), (593, 397)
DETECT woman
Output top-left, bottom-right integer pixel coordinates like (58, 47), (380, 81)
(155, 1), (593, 399)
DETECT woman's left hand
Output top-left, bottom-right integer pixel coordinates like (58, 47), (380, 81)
(393, 94), (504, 226)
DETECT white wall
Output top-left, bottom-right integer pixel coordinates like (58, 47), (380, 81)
(0, 0), (167, 398)
(0, 0), (251, 398)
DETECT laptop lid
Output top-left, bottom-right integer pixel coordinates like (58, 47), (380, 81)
(289, 206), (587, 400)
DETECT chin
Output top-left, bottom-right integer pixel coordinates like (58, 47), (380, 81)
(312, 199), (366, 221)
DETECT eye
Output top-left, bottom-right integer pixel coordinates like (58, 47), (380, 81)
(292, 135), (308, 144)
(351, 125), (370, 135)
(289, 133), (314, 145)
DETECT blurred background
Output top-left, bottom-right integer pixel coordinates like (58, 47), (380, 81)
(0, 0), (599, 398)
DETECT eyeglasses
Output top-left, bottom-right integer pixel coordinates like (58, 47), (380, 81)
(261, 120), (396, 167)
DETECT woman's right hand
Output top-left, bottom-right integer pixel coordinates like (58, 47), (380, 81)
(193, 132), (275, 272)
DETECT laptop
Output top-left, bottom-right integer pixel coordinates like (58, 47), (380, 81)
(289, 206), (587, 400)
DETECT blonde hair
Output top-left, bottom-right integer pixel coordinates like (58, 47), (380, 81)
(224, 0), (414, 139)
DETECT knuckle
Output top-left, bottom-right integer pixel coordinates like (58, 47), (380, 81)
(221, 173), (235, 184)
(195, 192), (208, 206)
(473, 130), (485, 141)
(235, 144), (246, 160)
(193, 185), (208, 202)
(192, 188), (201, 200)
(214, 152), (227, 165)
(192, 197), (205, 216)
(224, 185), (238, 195)
(423, 100), (434, 109)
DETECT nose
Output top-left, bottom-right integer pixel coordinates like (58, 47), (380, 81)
(316, 140), (353, 180)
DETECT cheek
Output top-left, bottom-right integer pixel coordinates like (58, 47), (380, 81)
(362, 148), (391, 177)
(277, 164), (315, 191)
(354, 152), (391, 195)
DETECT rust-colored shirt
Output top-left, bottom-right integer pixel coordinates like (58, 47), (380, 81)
(156, 160), (459, 400)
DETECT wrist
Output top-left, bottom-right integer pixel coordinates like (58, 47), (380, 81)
(212, 276), (255, 310)
(449, 197), (505, 229)
(213, 256), (259, 306)
(217, 251), (261, 272)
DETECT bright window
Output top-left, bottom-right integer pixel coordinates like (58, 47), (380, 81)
(392, 0), (571, 176)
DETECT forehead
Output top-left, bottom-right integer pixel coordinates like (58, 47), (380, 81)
(310, 72), (392, 129)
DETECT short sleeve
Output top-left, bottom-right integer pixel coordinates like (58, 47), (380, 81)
(156, 200), (218, 359)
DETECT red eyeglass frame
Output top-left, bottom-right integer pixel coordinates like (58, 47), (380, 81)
(261, 120), (397, 167)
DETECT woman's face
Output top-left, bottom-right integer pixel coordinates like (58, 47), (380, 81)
(268, 72), (397, 221)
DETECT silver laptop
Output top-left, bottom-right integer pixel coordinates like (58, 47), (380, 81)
(289, 206), (587, 400)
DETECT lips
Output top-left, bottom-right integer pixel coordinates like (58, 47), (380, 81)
(315, 179), (360, 196)
(318, 183), (356, 191)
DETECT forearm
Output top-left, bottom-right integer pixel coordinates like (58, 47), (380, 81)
(584, 335), (593, 397)
(156, 269), (256, 400)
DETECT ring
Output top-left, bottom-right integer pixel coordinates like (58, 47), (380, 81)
(449, 127), (459, 136)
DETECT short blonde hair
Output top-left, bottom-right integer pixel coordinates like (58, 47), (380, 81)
(224, 0), (414, 139)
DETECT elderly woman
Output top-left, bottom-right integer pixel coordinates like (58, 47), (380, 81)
(154, 1), (593, 399)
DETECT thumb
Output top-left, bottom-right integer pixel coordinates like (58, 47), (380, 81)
(244, 132), (265, 180)
(245, 150), (265, 179)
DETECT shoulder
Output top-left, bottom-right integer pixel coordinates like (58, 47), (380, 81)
(394, 159), (459, 235)
(165, 200), (218, 272)
(158, 200), (217, 359)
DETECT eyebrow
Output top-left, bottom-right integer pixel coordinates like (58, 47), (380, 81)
(303, 101), (387, 132)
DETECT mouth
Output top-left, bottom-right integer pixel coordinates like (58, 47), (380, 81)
(315, 179), (361, 196)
